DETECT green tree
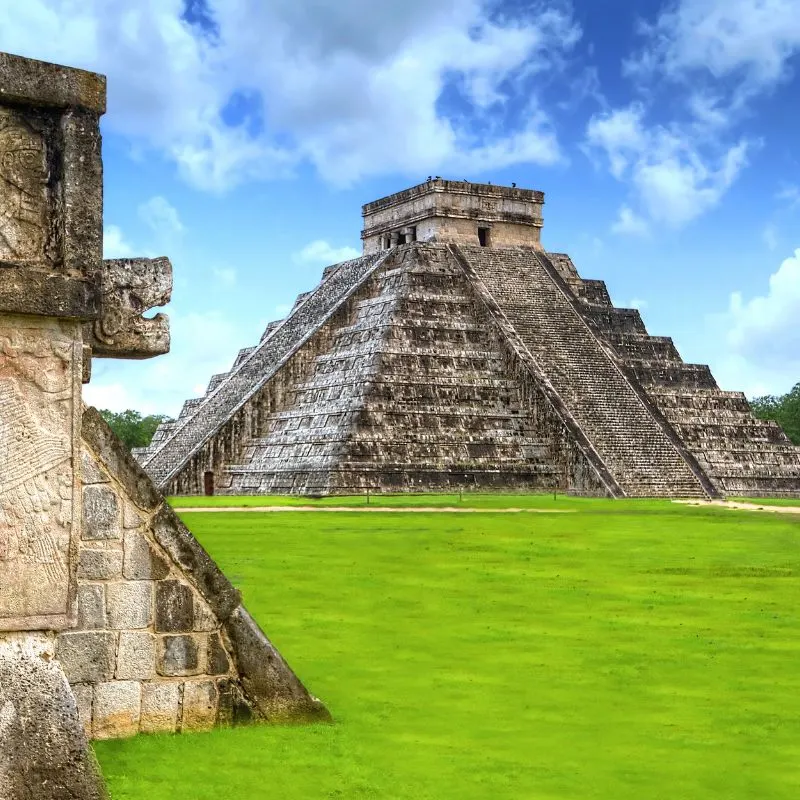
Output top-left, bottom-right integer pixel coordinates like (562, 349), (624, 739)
(750, 382), (800, 445)
(99, 409), (171, 451)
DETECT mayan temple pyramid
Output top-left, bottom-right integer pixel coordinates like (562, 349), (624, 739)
(136, 179), (800, 499)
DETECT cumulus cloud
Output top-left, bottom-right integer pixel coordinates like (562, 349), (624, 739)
(586, 104), (751, 231)
(0, 0), (581, 191)
(725, 248), (800, 372)
(138, 196), (185, 238)
(293, 240), (361, 266)
(103, 224), (135, 258)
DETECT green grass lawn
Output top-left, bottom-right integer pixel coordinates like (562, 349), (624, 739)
(167, 492), (670, 510)
(96, 502), (800, 799)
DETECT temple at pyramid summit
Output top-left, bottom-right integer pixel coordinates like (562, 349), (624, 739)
(135, 179), (800, 499)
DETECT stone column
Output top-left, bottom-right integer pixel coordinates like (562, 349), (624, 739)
(0, 51), (107, 799)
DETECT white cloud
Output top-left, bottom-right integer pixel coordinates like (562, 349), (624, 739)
(586, 105), (751, 230)
(725, 248), (800, 373)
(611, 205), (649, 236)
(138, 196), (185, 238)
(762, 223), (779, 250)
(629, 297), (649, 311)
(626, 0), (800, 94)
(777, 184), (800, 209)
(103, 224), (135, 258)
(0, 0), (581, 191)
(293, 240), (361, 266)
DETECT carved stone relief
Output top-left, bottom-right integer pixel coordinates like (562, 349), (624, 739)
(0, 109), (48, 267)
(0, 316), (80, 630)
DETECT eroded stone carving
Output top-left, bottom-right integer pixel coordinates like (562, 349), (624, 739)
(85, 257), (172, 359)
(0, 318), (80, 630)
(0, 110), (48, 267)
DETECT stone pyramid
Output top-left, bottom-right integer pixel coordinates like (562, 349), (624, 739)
(136, 180), (800, 499)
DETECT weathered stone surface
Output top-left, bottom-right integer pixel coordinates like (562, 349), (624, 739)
(140, 180), (800, 500)
(83, 408), (163, 513)
(140, 682), (180, 734)
(84, 257), (173, 360)
(56, 631), (116, 684)
(182, 680), (218, 731)
(115, 632), (155, 681)
(123, 530), (170, 580)
(0, 51), (106, 113)
(82, 484), (121, 540)
(193, 595), (218, 632)
(93, 680), (140, 739)
(76, 584), (107, 630)
(71, 683), (94, 739)
(217, 678), (254, 727)
(224, 606), (330, 722)
(123, 504), (143, 529)
(77, 548), (123, 580)
(0, 317), (81, 631)
(207, 632), (230, 675)
(106, 581), (152, 629)
(157, 634), (201, 677)
(155, 580), (194, 633)
(0, 636), (108, 799)
(151, 504), (241, 622)
(82, 449), (108, 485)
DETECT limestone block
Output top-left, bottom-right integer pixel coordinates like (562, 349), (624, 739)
(0, 634), (108, 799)
(106, 581), (153, 629)
(93, 680), (141, 739)
(157, 634), (201, 677)
(83, 484), (121, 540)
(76, 584), (107, 630)
(71, 683), (94, 738)
(123, 530), (170, 580)
(193, 594), (218, 632)
(155, 580), (194, 633)
(207, 632), (230, 675)
(77, 548), (123, 580)
(182, 680), (218, 732)
(216, 678), (254, 727)
(116, 631), (155, 681)
(123, 504), (144, 529)
(55, 631), (115, 683)
(82, 449), (108, 485)
(140, 682), (180, 734)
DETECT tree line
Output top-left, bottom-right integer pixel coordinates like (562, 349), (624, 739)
(749, 382), (800, 444)
(99, 409), (172, 450)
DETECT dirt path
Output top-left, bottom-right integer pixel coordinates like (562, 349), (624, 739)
(175, 505), (576, 514)
(674, 499), (800, 514)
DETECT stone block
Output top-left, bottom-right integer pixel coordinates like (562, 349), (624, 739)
(123, 504), (144, 529)
(70, 683), (93, 739)
(140, 682), (180, 734)
(182, 680), (218, 732)
(157, 634), (201, 677)
(76, 583), (106, 630)
(116, 631), (155, 680)
(207, 632), (230, 675)
(217, 678), (254, 727)
(123, 530), (170, 580)
(77, 548), (123, 580)
(56, 631), (115, 683)
(82, 448), (108, 484)
(155, 580), (194, 633)
(83, 485), (121, 540)
(93, 680), (141, 740)
(193, 595), (218, 632)
(106, 581), (152, 629)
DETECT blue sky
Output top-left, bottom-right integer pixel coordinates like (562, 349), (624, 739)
(2, 0), (798, 416)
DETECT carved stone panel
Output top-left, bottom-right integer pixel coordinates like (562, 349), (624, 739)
(0, 109), (49, 267)
(0, 315), (81, 630)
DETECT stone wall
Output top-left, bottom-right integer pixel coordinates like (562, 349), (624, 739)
(61, 409), (327, 739)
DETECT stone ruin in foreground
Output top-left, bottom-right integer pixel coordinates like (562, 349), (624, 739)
(0, 52), (325, 799)
(138, 181), (800, 499)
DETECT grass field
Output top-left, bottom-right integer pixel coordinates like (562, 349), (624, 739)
(96, 500), (800, 798)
